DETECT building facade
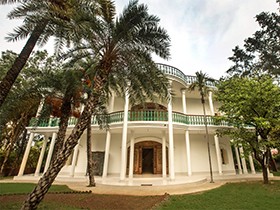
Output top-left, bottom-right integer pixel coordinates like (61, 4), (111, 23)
(16, 64), (256, 185)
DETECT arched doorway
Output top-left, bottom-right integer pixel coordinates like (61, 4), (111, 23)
(127, 141), (168, 175)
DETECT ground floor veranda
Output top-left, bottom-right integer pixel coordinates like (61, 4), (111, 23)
(14, 123), (258, 186)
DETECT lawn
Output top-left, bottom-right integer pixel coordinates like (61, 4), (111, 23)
(157, 181), (280, 210)
(272, 171), (280, 176)
(0, 181), (279, 210)
(0, 182), (74, 195)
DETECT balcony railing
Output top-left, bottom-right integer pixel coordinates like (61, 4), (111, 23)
(157, 63), (215, 87)
(29, 111), (229, 128)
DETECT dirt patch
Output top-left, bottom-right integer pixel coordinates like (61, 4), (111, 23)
(0, 193), (168, 210)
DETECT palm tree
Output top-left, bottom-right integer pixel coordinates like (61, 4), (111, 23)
(21, 0), (171, 209)
(189, 71), (215, 183)
(86, 116), (96, 186)
(0, 50), (60, 175)
(0, 0), (99, 107)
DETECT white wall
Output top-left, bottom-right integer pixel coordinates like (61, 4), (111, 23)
(112, 97), (125, 112)
(190, 134), (215, 173)
(186, 98), (212, 115)
(173, 134), (187, 173)
(107, 133), (122, 174)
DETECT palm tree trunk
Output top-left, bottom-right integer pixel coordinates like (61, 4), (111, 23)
(21, 91), (102, 210)
(0, 114), (27, 175)
(52, 91), (72, 160)
(87, 117), (96, 187)
(202, 99), (214, 183)
(0, 21), (48, 108)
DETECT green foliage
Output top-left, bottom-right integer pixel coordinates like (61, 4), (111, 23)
(228, 9), (280, 76)
(216, 75), (280, 182)
(216, 75), (280, 139)
(0, 183), (73, 195)
(2, 0), (99, 52)
(157, 181), (280, 210)
(0, 50), (64, 175)
(188, 71), (215, 103)
(63, 0), (171, 106)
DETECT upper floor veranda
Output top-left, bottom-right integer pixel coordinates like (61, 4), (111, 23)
(28, 64), (225, 131)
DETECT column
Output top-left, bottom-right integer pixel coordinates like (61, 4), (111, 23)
(120, 89), (129, 181)
(18, 132), (34, 176)
(44, 132), (57, 173)
(214, 135), (223, 175)
(102, 131), (111, 178)
(109, 92), (115, 113)
(208, 91), (215, 116)
(70, 141), (79, 177)
(234, 146), (242, 174)
(239, 145), (248, 174)
(248, 153), (256, 174)
(185, 130), (192, 176)
(48, 115), (54, 127)
(181, 89), (187, 114)
(167, 82), (175, 180)
(128, 132), (135, 179)
(35, 98), (44, 117)
(162, 132), (167, 178)
(34, 136), (48, 176)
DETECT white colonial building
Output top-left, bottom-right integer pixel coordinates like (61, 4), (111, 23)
(15, 64), (257, 185)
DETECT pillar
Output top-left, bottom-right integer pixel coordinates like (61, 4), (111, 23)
(181, 89), (187, 114)
(208, 91), (215, 116)
(185, 130), (192, 176)
(214, 135), (223, 175)
(167, 81), (175, 180)
(120, 89), (129, 181)
(128, 132), (135, 179)
(235, 146), (242, 174)
(109, 92), (115, 113)
(70, 141), (79, 177)
(248, 153), (256, 174)
(18, 132), (34, 176)
(34, 136), (48, 176)
(239, 145), (248, 174)
(35, 98), (44, 117)
(44, 132), (57, 173)
(162, 132), (167, 178)
(102, 130), (111, 178)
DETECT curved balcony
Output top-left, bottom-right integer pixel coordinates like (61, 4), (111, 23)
(157, 63), (216, 87)
(28, 111), (229, 128)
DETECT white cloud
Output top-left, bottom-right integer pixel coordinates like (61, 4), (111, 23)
(0, 0), (279, 79)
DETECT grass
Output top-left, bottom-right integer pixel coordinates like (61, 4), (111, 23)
(0, 183), (80, 210)
(0, 183), (74, 195)
(157, 181), (280, 210)
(1, 181), (280, 210)
(272, 171), (280, 176)
(1, 202), (81, 210)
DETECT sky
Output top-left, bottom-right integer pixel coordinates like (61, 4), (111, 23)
(0, 0), (279, 79)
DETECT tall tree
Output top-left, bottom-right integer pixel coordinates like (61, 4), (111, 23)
(227, 6), (280, 77)
(21, 1), (171, 209)
(216, 75), (280, 184)
(86, 117), (95, 187)
(189, 71), (215, 183)
(0, 0), (99, 107)
(0, 50), (61, 175)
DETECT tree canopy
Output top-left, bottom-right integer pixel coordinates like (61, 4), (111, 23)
(227, 8), (280, 77)
(215, 75), (280, 183)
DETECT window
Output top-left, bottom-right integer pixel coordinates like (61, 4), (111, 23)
(221, 148), (228, 164)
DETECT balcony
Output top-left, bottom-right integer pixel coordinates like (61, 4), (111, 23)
(157, 63), (216, 87)
(28, 111), (229, 128)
